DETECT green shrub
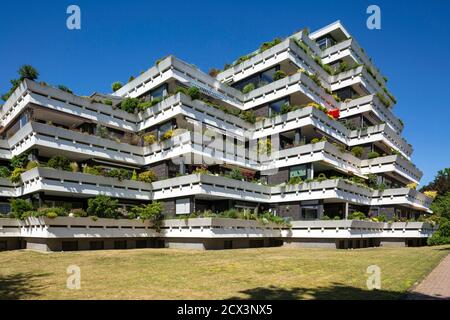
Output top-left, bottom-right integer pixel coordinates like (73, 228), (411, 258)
(143, 134), (156, 145)
(87, 195), (119, 219)
(428, 219), (450, 245)
(25, 160), (39, 170)
(234, 54), (255, 66)
(322, 215), (331, 220)
(10, 199), (33, 219)
(348, 211), (366, 220)
(120, 98), (140, 113)
(317, 173), (327, 182)
(129, 202), (164, 231)
(107, 168), (131, 181)
(351, 146), (364, 158)
(273, 70), (287, 81)
(36, 207), (68, 218)
(103, 99), (113, 106)
(138, 170), (157, 183)
(287, 176), (303, 185)
(71, 208), (87, 217)
(259, 38), (282, 53)
(239, 110), (256, 124)
(10, 152), (30, 169)
(57, 85), (73, 94)
(376, 92), (391, 108)
(83, 165), (103, 176)
(47, 155), (71, 171)
(0, 166), (11, 178)
(10, 168), (26, 183)
(112, 82), (123, 91)
(339, 62), (349, 73)
(242, 83), (255, 94)
(310, 138), (320, 144)
(160, 130), (174, 142)
(46, 212), (58, 219)
(308, 73), (322, 87)
(307, 102), (328, 114)
(69, 162), (79, 173)
(187, 87), (200, 100)
(175, 86), (188, 95)
(333, 216), (341, 220)
(228, 168), (244, 181)
(193, 166), (210, 175)
(368, 151), (380, 159)
(95, 124), (109, 139)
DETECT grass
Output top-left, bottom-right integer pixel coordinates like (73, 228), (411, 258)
(0, 246), (448, 300)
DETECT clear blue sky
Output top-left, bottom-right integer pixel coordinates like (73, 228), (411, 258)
(0, 0), (449, 185)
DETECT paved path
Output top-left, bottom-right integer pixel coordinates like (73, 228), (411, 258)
(406, 253), (450, 300)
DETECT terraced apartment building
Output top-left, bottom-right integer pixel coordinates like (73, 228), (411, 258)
(0, 21), (434, 251)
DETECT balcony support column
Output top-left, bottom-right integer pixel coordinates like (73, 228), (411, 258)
(294, 128), (301, 146)
(344, 202), (349, 220)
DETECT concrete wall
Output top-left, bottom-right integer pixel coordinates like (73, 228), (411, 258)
(253, 104), (269, 118)
(276, 202), (301, 220)
(267, 167), (289, 185)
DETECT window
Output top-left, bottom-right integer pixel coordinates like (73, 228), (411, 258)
(316, 36), (336, 50)
(260, 66), (279, 85)
(232, 66), (280, 91)
(157, 121), (173, 140)
(148, 83), (168, 100)
(269, 98), (289, 117)
(289, 165), (307, 180)
(19, 114), (29, 128)
(176, 198), (191, 215)
(0, 203), (10, 215)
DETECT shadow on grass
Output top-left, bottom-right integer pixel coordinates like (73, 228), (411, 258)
(0, 272), (49, 300)
(227, 283), (441, 300)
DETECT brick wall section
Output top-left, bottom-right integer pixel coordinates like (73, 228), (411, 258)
(277, 202), (301, 220)
(253, 105), (269, 118)
(267, 167), (289, 185)
(148, 161), (168, 180)
(161, 196), (195, 218)
(161, 199), (175, 217)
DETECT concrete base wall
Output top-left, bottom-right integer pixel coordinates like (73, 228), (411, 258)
(1, 236), (427, 252)
(284, 238), (338, 249)
(380, 238), (406, 247)
(0, 237), (23, 251)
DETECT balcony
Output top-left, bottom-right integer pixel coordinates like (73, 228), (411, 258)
(360, 155), (423, 184)
(339, 94), (403, 133)
(320, 38), (386, 88)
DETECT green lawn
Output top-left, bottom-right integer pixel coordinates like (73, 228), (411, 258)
(0, 246), (448, 300)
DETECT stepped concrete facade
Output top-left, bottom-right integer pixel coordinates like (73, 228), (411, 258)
(0, 21), (434, 251)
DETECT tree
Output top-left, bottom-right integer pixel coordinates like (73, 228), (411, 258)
(112, 82), (123, 91)
(120, 98), (140, 113)
(87, 195), (119, 218)
(10, 199), (33, 219)
(430, 192), (450, 220)
(47, 155), (71, 171)
(129, 202), (164, 231)
(18, 65), (39, 81)
(2, 65), (39, 101)
(10, 152), (30, 169)
(420, 168), (450, 196)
